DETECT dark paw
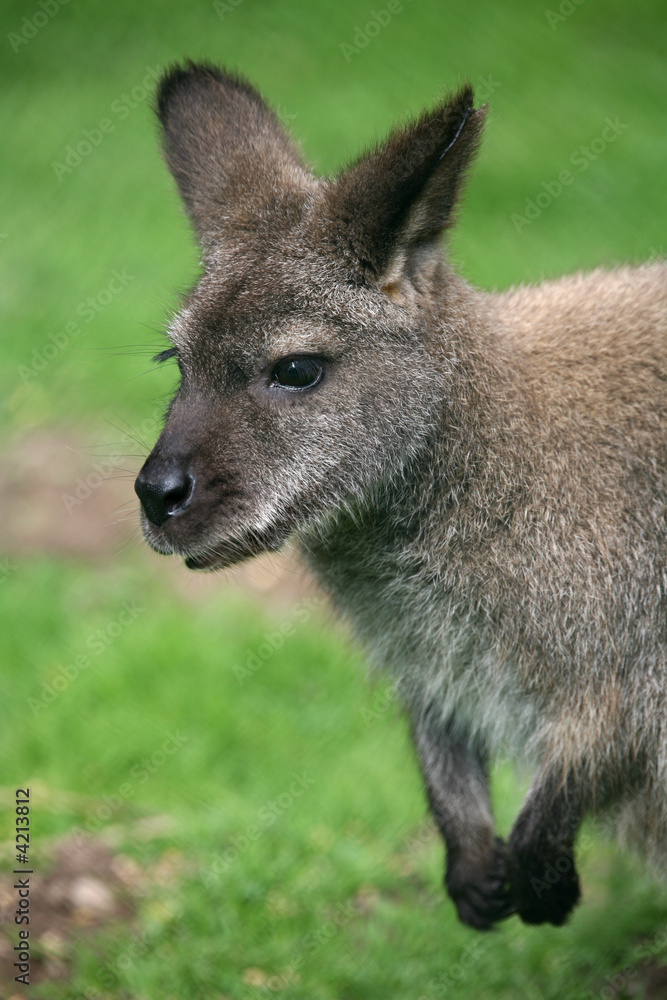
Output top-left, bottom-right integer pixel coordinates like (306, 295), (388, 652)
(446, 837), (517, 931)
(507, 843), (581, 926)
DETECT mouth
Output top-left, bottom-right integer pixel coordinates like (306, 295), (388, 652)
(141, 514), (290, 571)
(183, 530), (274, 570)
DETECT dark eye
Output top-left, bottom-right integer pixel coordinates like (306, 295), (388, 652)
(271, 356), (323, 390)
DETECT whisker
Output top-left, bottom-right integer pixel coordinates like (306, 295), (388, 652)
(112, 526), (145, 556)
(103, 414), (152, 453)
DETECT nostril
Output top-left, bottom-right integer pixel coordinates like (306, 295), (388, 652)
(135, 468), (195, 527)
(162, 473), (194, 515)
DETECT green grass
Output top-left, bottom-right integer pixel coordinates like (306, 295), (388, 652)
(4, 558), (667, 999)
(2, 0), (667, 996)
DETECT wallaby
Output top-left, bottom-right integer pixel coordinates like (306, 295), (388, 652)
(135, 62), (667, 930)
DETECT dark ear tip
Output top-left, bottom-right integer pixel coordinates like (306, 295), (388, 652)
(450, 84), (487, 121)
(155, 60), (261, 124)
(156, 61), (217, 121)
(458, 83), (475, 107)
(456, 86), (489, 146)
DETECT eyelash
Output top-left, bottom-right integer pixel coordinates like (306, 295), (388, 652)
(153, 347), (179, 364)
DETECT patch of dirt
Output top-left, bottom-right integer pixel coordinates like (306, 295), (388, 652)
(644, 963), (667, 999)
(0, 426), (320, 613)
(0, 428), (131, 562)
(588, 958), (667, 1000)
(0, 828), (190, 991)
(2, 836), (121, 988)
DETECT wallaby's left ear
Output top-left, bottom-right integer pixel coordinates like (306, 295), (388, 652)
(327, 87), (486, 285)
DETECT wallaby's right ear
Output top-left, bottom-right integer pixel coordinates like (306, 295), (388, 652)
(156, 62), (308, 248)
(327, 87), (486, 286)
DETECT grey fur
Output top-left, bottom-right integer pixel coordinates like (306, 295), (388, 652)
(135, 62), (667, 929)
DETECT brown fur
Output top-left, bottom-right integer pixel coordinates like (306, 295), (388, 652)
(134, 63), (667, 929)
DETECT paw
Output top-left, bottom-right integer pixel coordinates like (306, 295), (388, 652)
(446, 837), (516, 931)
(507, 842), (580, 926)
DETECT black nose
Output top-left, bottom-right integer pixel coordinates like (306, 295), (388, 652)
(135, 464), (195, 527)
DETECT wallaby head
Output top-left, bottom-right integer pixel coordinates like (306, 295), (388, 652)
(135, 63), (486, 569)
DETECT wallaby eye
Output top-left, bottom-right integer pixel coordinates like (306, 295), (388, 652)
(271, 356), (323, 390)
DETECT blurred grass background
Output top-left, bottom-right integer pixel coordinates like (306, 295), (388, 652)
(1, 0), (667, 997)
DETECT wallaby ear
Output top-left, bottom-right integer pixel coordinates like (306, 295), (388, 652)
(328, 87), (486, 287)
(156, 62), (309, 248)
